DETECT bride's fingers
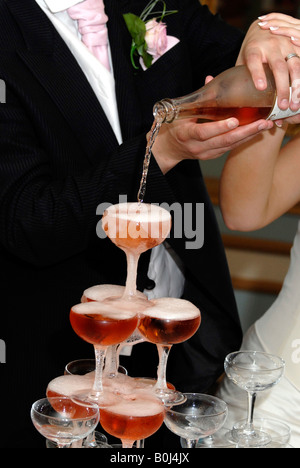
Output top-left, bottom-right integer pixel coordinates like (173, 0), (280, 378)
(291, 36), (300, 45)
(258, 20), (300, 32)
(257, 20), (300, 59)
(266, 26), (300, 40)
(258, 13), (300, 24)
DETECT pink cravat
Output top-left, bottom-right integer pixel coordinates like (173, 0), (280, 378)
(68, 0), (111, 71)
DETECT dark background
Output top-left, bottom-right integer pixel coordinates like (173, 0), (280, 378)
(205, 0), (299, 30)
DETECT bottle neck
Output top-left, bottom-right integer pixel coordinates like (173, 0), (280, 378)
(153, 99), (178, 124)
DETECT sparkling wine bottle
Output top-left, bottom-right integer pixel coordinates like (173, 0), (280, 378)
(153, 64), (300, 126)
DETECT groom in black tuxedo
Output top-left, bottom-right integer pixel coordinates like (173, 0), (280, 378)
(0, 0), (298, 448)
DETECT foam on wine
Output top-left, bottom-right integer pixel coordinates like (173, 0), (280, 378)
(82, 284), (147, 303)
(104, 394), (164, 417)
(71, 301), (137, 320)
(102, 203), (171, 245)
(47, 374), (94, 397)
(82, 284), (127, 303)
(106, 202), (171, 222)
(144, 297), (200, 320)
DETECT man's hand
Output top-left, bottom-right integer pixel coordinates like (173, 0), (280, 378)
(151, 117), (274, 175)
(237, 19), (300, 112)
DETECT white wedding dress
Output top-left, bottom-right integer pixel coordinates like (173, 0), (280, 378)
(218, 221), (300, 448)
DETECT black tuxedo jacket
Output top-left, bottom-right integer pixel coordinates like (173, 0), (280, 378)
(0, 0), (244, 447)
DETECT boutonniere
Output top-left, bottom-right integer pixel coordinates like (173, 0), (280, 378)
(123, 0), (178, 70)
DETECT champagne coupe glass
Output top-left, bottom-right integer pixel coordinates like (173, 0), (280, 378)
(69, 301), (138, 406)
(102, 202), (171, 301)
(138, 297), (201, 406)
(47, 372), (102, 448)
(164, 393), (228, 448)
(31, 397), (99, 448)
(99, 392), (165, 448)
(81, 284), (146, 379)
(224, 351), (285, 447)
(46, 373), (100, 446)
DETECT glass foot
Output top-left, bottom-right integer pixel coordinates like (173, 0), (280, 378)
(72, 390), (120, 409)
(228, 418), (291, 448)
(155, 388), (187, 407)
(227, 422), (272, 448)
(195, 427), (236, 448)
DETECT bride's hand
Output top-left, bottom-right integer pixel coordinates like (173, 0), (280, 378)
(258, 14), (300, 112)
(258, 13), (300, 45)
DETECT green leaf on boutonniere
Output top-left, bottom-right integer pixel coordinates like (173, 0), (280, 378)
(138, 43), (153, 69)
(124, 2), (178, 70)
(123, 13), (153, 69)
(123, 13), (146, 46)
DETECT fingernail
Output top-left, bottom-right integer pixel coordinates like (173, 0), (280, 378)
(258, 15), (267, 20)
(275, 121), (283, 128)
(227, 118), (239, 129)
(258, 123), (267, 131)
(257, 79), (267, 90)
(258, 21), (268, 27)
(281, 99), (289, 109)
(270, 26), (279, 31)
(291, 36), (299, 42)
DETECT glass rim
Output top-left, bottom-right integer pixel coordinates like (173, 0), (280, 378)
(103, 201), (171, 215)
(70, 300), (139, 318)
(166, 393), (228, 418)
(31, 397), (99, 422)
(225, 350), (285, 371)
(64, 359), (128, 376)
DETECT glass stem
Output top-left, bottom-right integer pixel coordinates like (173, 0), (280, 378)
(155, 344), (172, 390)
(186, 439), (197, 448)
(122, 439), (134, 448)
(123, 252), (140, 299)
(246, 392), (257, 433)
(91, 345), (106, 398)
(104, 345), (119, 378)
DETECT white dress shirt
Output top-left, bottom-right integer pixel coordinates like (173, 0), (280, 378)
(35, 0), (185, 317)
(35, 0), (123, 144)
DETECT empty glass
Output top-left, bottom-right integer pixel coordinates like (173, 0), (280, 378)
(31, 397), (99, 448)
(164, 393), (228, 448)
(229, 418), (291, 447)
(224, 351), (285, 447)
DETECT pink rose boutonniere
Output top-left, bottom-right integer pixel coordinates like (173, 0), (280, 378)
(123, 0), (179, 70)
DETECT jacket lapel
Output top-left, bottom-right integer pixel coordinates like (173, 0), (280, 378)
(6, 0), (120, 163)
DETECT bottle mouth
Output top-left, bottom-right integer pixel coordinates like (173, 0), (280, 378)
(153, 99), (177, 124)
